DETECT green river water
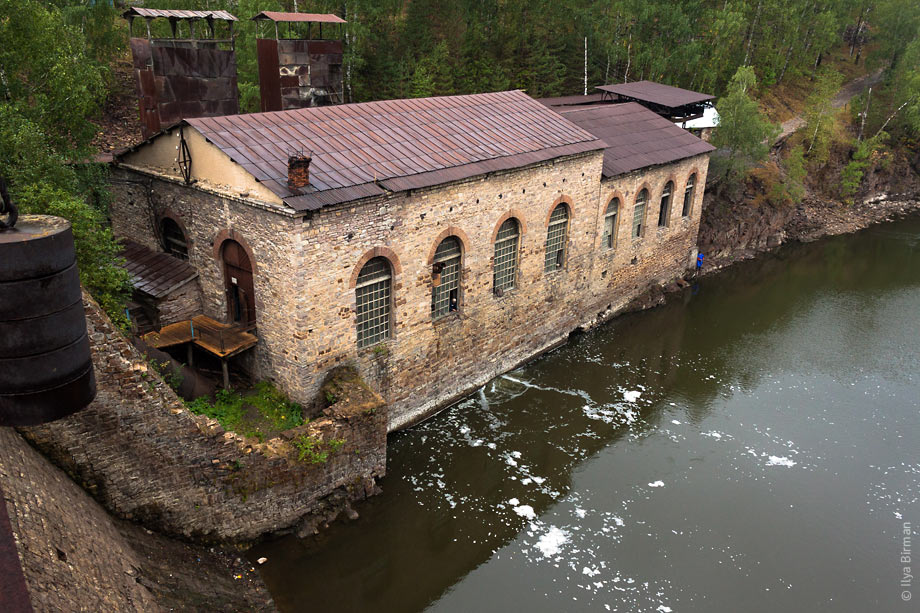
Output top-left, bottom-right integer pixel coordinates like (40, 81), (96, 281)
(250, 216), (920, 612)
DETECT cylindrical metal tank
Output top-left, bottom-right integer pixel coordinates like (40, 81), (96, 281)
(0, 215), (96, 426)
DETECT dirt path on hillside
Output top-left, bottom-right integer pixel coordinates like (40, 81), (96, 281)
(776, 66), (885, 143)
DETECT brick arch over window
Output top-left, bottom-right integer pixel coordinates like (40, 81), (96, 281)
(632, 183), (652, 238)
(544, 194), (574, 226)
(157, 208), (193, 248)
(657, 175), (678, 227)
(681, 167), (703, 216)
(490, 210), (528, 244)
(601, 191), (625, 249)
(426, 226), (471, 265)
(350, 246), (403, 289)
(211, 229), (257, 275)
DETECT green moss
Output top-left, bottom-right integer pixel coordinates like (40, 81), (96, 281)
(185, 382), (303, 437)
(292, 434), (346, 464)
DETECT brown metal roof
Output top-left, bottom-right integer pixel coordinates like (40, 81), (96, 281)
(121, 241), (199, 299)
(537, 93), (605, 108)
(596, 81), (714, 109)
(182, 90), (604, 211)
(251, 11), (346, 23)
(123, 8), (238, 21)
(557, 102), (715, 178)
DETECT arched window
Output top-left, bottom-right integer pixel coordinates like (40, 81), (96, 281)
(355, 257), (392, 348)
(161, 217), (188, 260)
(682, 174), (696, 217)
(658, 181), (673, 227)
(493, 218), (519, 294)
(633, 189), (648, 238)
(602, 198), (619, 250)
(431, 237), (462, 318)
(544, 204), (569, 273)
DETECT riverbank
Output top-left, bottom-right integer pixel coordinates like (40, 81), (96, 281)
(698, 186), (920, 274)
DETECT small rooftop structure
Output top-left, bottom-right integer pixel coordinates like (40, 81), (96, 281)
(597, 81), (714, 121)
(129, 89), (604, 211)
(251, 11), (347, 111)
(537, 93), (605, 108)
(124, 7), (240, 137)
(121, 240), (198, 300)
(251, 11), (347, 24)
(123, 7), (238, 22)
(556, 102), (715, 178)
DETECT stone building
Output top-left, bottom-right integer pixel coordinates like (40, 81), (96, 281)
(109, 88), (713, 430)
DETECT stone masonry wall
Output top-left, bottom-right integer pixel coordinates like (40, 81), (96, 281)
(110, 168), (303, 385)
(154, 278), (203, 327)
(290, 152), (711, 430)
(586, 154), (710, 319)
(19, 293), (386, 544)
(0, 428), (162, 612)
(109, 151), (710, 431)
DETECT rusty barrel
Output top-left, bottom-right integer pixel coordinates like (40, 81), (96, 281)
(0, 215), (96, 426)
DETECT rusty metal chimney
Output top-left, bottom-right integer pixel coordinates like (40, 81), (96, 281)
(287, 153), (312, 190)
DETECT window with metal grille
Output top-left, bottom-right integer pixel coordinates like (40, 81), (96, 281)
(355, 257), (392, 348)
(431, 237), (462, 318)
(658, 181), (673, 227)
(161, 218), (188, 260)
(682, 175), (696, 216)
(603, 198), (619, 249)
(633, 189), (648, 238)
(493, 218), (520, 294)
(544, 204), (569, 273)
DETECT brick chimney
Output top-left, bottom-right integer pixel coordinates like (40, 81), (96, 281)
(287, 153), (311, 191)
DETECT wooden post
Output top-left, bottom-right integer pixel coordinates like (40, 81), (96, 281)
(187, 343), (194, 368)
(221, 359), (230, 389)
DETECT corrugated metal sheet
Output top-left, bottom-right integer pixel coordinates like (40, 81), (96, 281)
(123, 8), (238, 21)
(251, 11), (346, 23)
(596, 81), (714, 108)
(182, 90), (604, 211)
(537, 93), (605, 107)
(557, 102), (715, 178)
(121, 241), (198, 299)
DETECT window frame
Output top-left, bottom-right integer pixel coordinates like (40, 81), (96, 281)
(602, 197), (620, 250)
(430, 236), (462, 319)
(682, 174), (696, 217)
(544, 203), (569, 274)
(354, 257), (393, 348)
(160, 217), (189, 261)
(493, 217), (520, 295)
(633, 189), (648, 238)
(658, 181), (673, 228)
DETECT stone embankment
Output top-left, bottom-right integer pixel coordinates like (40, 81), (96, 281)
(0, 428), (274, 612)
(18, 293), (388, 544)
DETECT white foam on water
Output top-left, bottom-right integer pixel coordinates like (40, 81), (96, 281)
(535, 526), (570, 558)
(514, 505), (537, 520)
(508, 498), (519, 506)
(766, 455), (796, 467)
(671, 420), (681, 425)
(648, 480), (665, 488)
(623, 390), (642, 403)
